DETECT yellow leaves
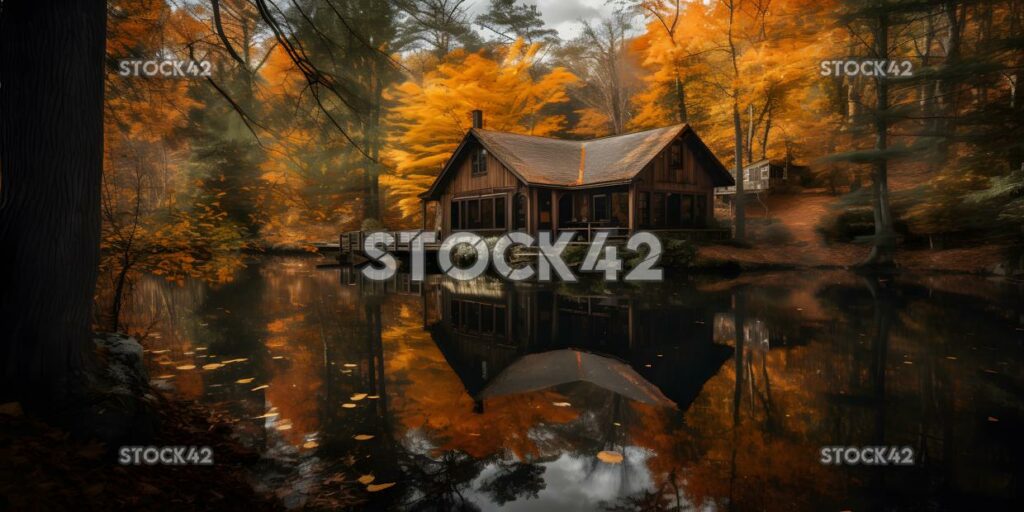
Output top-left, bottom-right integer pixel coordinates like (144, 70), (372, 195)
(597, 451), (624, 464)
(251, 384), (270, 391)
(236, 378), (255, 384)
(302, 440), (319, 449)
(385, 39), (577, 217)
(201, 363), (224, 370)
(350, 393), (368, 401)
(353, 434), (374, 441)
(366, 482), (395, 492)
(357, 475), (375, 485)
(175, 364), (196, 371)
(342, 403), (356, 409)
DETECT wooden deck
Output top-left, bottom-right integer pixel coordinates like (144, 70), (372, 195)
(338, 228), (730, 260)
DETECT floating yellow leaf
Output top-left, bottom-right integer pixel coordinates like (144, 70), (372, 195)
(155, 374), (175, 379)
(251, 384), (269, 391)
(366, 483), (395, 492)
(343, 363), (358, 368)
(175, 364), (196, 371)
(303, 441), (319, 449)
(597, 451), (624, 464)
(353, 434), (374, 441)
(350, 393), (368, 401)
(236, 378), (255, 384)
(202, 363), (224, 370)
(253, 412), (279, 419)
(342, 403), (356, 409)
(552, 402), (571, 407)
(357, 475), (375, 485)
(368, 395), (380, 399)
(277, 424), (293, 431)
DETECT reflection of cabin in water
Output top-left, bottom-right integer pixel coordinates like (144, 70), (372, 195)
(417, 110), (735, 242)
(421, 278), (734, 412)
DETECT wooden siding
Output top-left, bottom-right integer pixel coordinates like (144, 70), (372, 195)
(437, 143), (524, 234)
(449, 147), (520, 195)
(633, 134), (716, 224)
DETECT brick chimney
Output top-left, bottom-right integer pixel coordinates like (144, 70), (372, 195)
(471, 109), (483, 129)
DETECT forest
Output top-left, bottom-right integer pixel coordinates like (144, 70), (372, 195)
(97, 0), (1023, 286)
(2, 1), (1024, 509)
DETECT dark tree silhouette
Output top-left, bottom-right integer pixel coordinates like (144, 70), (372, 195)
(0, 1), (107, 410)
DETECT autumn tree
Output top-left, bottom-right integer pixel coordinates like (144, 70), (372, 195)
(385, 40), (576, 218)
(476, 0), (558, 45)
(557, 10), (638, 136)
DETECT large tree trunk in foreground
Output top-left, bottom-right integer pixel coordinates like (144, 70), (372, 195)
(0, 0), (107, 410)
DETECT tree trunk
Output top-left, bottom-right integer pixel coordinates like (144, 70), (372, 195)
(0, 0), (107, 409)
(733, 102), (746, 241)
(863, 12), (896, 267)
(674, 74), (688, 123)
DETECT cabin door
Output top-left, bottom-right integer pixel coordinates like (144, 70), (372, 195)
(537, 190), (553, 231)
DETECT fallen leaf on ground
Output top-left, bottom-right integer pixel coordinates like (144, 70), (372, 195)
(597, 451), (624, 464)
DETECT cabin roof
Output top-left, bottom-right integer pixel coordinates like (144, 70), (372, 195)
(420, 123), (734, 199)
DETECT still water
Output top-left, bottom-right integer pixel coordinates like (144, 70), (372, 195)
(121, 255), (1024, 510)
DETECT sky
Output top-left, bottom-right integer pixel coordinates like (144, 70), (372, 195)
(464, 0), (621, 41)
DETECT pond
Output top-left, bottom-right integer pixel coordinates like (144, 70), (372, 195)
(117, 255), (1024, 511)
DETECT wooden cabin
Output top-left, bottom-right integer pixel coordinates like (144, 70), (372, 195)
(714, 158), (810, 197)
(418, 111), (735, 241)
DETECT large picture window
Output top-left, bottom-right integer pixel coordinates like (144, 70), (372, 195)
(450, 195), (507, 231)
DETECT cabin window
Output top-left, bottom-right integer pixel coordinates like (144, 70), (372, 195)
(450, 201), (460, 230)
(450, 196), (505, 230)
(638, 192), (650, 226)
(681, 194), (695, 226)
(652, 193), (666, 225)
(494, 197), (506, 228)
(480, 305), (494, 333)
(468, 200), (481, 228)
(696, 194), (707, 226)
(494, 307), (506, 336)
(611, 192), (629, 227)
(471, 148), (487, 175)
(592, 194), (609, 222)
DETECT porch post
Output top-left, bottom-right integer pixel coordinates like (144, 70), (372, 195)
(552, 190), (560, 236)
(628, 184), (636, 234)
(421, 200), (427, 230)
